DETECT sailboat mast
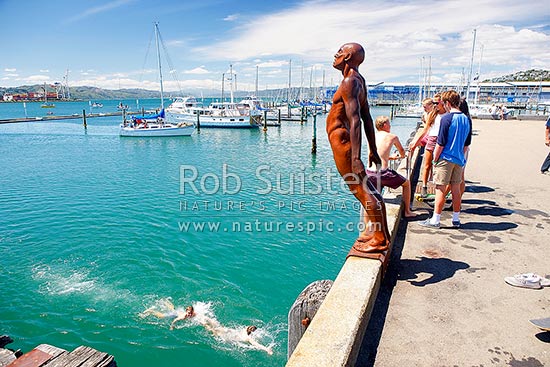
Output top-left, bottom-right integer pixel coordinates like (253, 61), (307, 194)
(287, 59), (292, 117)
(154, 22), (165, 110)
(474, 44), (484, 105)
(466, 28), (477, 102)
(255, 65), (259, 97)
(229, 64), (234, 104)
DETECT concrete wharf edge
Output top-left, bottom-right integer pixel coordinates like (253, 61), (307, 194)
(287, 118), (550, 366)
(365, 118), (550, 366)
(286, 132), (422, 366)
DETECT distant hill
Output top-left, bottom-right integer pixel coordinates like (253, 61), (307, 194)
(69, 86), (161, 100)
(2, 69), (549, 101)
(485, 69), (550, 82)
(0, 84), (162, 100)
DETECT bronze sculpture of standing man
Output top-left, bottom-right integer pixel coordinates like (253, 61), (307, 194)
(326, 42), (390, 255)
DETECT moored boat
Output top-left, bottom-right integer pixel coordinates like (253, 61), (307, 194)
(165, 68), (262, 129)
(120, 109), (194, 137)
(119, 22), (195, 137)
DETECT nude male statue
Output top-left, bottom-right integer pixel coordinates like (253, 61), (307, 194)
(326, 42), (390, 254)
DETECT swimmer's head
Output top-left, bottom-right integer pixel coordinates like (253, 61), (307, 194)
(185, 306), (194, 317)
(246, 325), (257, 335)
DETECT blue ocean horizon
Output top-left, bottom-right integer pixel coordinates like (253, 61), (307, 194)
(0, 100), (417, 366)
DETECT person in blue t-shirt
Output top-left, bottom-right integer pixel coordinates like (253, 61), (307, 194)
(541, 116), (550, 174)
(419, 90), (472, 229)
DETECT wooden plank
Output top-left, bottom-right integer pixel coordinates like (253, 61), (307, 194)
(0, 349), (17, 367)
(44, 346), (115, 367)
(75, 346), (115, 367)
(6, 349), (53, 367)
(32, 346), (64, 360)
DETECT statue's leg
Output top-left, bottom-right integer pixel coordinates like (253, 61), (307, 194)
(352, 178), (390, 253)
(328, 130), (389, 253)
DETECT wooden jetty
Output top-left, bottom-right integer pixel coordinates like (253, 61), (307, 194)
(0, 336), (116, 367)
(0, 111), (130, 125)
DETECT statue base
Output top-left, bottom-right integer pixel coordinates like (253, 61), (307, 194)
(347, 240), (390, 272)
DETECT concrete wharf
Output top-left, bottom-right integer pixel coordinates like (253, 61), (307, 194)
(359, 117), (549, 366)
(287, 117), (549, 366)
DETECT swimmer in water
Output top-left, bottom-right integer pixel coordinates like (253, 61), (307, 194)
(140, 299), (195, 330)
(141, 301), (273, 355)
(202, 320), (273, 355)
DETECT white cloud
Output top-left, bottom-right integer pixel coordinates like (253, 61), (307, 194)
(65, 0), (135, 23)
(257, 60), (289, 68)
(4, 68), (16, 72)
(194, 0), (550, 85)
(224, 14), (239, 21)
(183, 67), (210, 74)
(40, 69), (50, 73)
(24, 75), (51, 83)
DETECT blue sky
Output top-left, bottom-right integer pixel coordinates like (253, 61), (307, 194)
(0, 0), (549, 94)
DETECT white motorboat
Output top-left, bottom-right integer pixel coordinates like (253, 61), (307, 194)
(165, 70), (262, 129)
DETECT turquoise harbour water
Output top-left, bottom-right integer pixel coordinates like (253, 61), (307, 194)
(0, 100), (417, 367)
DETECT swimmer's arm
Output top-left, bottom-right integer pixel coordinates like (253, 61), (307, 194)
(170, 315), (186, 330)
(247, 337), (273, 355)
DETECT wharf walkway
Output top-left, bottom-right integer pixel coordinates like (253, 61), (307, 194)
(358, 118), (550, 366)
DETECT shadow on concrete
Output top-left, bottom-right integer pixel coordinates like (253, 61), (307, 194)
(534, 332), (550, 343)
(459, 221), (518, 231)
(356, 218), (408, 366)
(465, 185), (495, 193)
(461, 199), (498, 206)
(462, 205), (514, 216)
(355, 215), (470, 366)
(397, 256), (469, 286)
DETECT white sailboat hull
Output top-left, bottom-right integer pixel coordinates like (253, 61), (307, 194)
(119, 123), (195, 137)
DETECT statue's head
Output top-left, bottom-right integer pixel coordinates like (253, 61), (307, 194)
(333, 43), (364, 70)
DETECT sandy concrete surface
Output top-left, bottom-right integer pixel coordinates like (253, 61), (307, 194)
(357, 118), (550, 367)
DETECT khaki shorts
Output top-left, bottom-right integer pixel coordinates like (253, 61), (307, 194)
(433, 160), (463, 185)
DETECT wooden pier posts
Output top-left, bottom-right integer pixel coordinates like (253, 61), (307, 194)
(82, 110), (87, 129)
(196, 111), (201, 133)
(263, 110), (268, 132)
(311, 113), (317, 154)
(288, 280), (333, 358)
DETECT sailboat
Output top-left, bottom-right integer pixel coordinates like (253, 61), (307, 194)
(41, 82), (55, 108)
(120, 22), (194, 137)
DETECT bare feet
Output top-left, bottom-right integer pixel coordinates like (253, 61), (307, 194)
(404, 211), (420, 218)
(353, 235), (388, 253)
